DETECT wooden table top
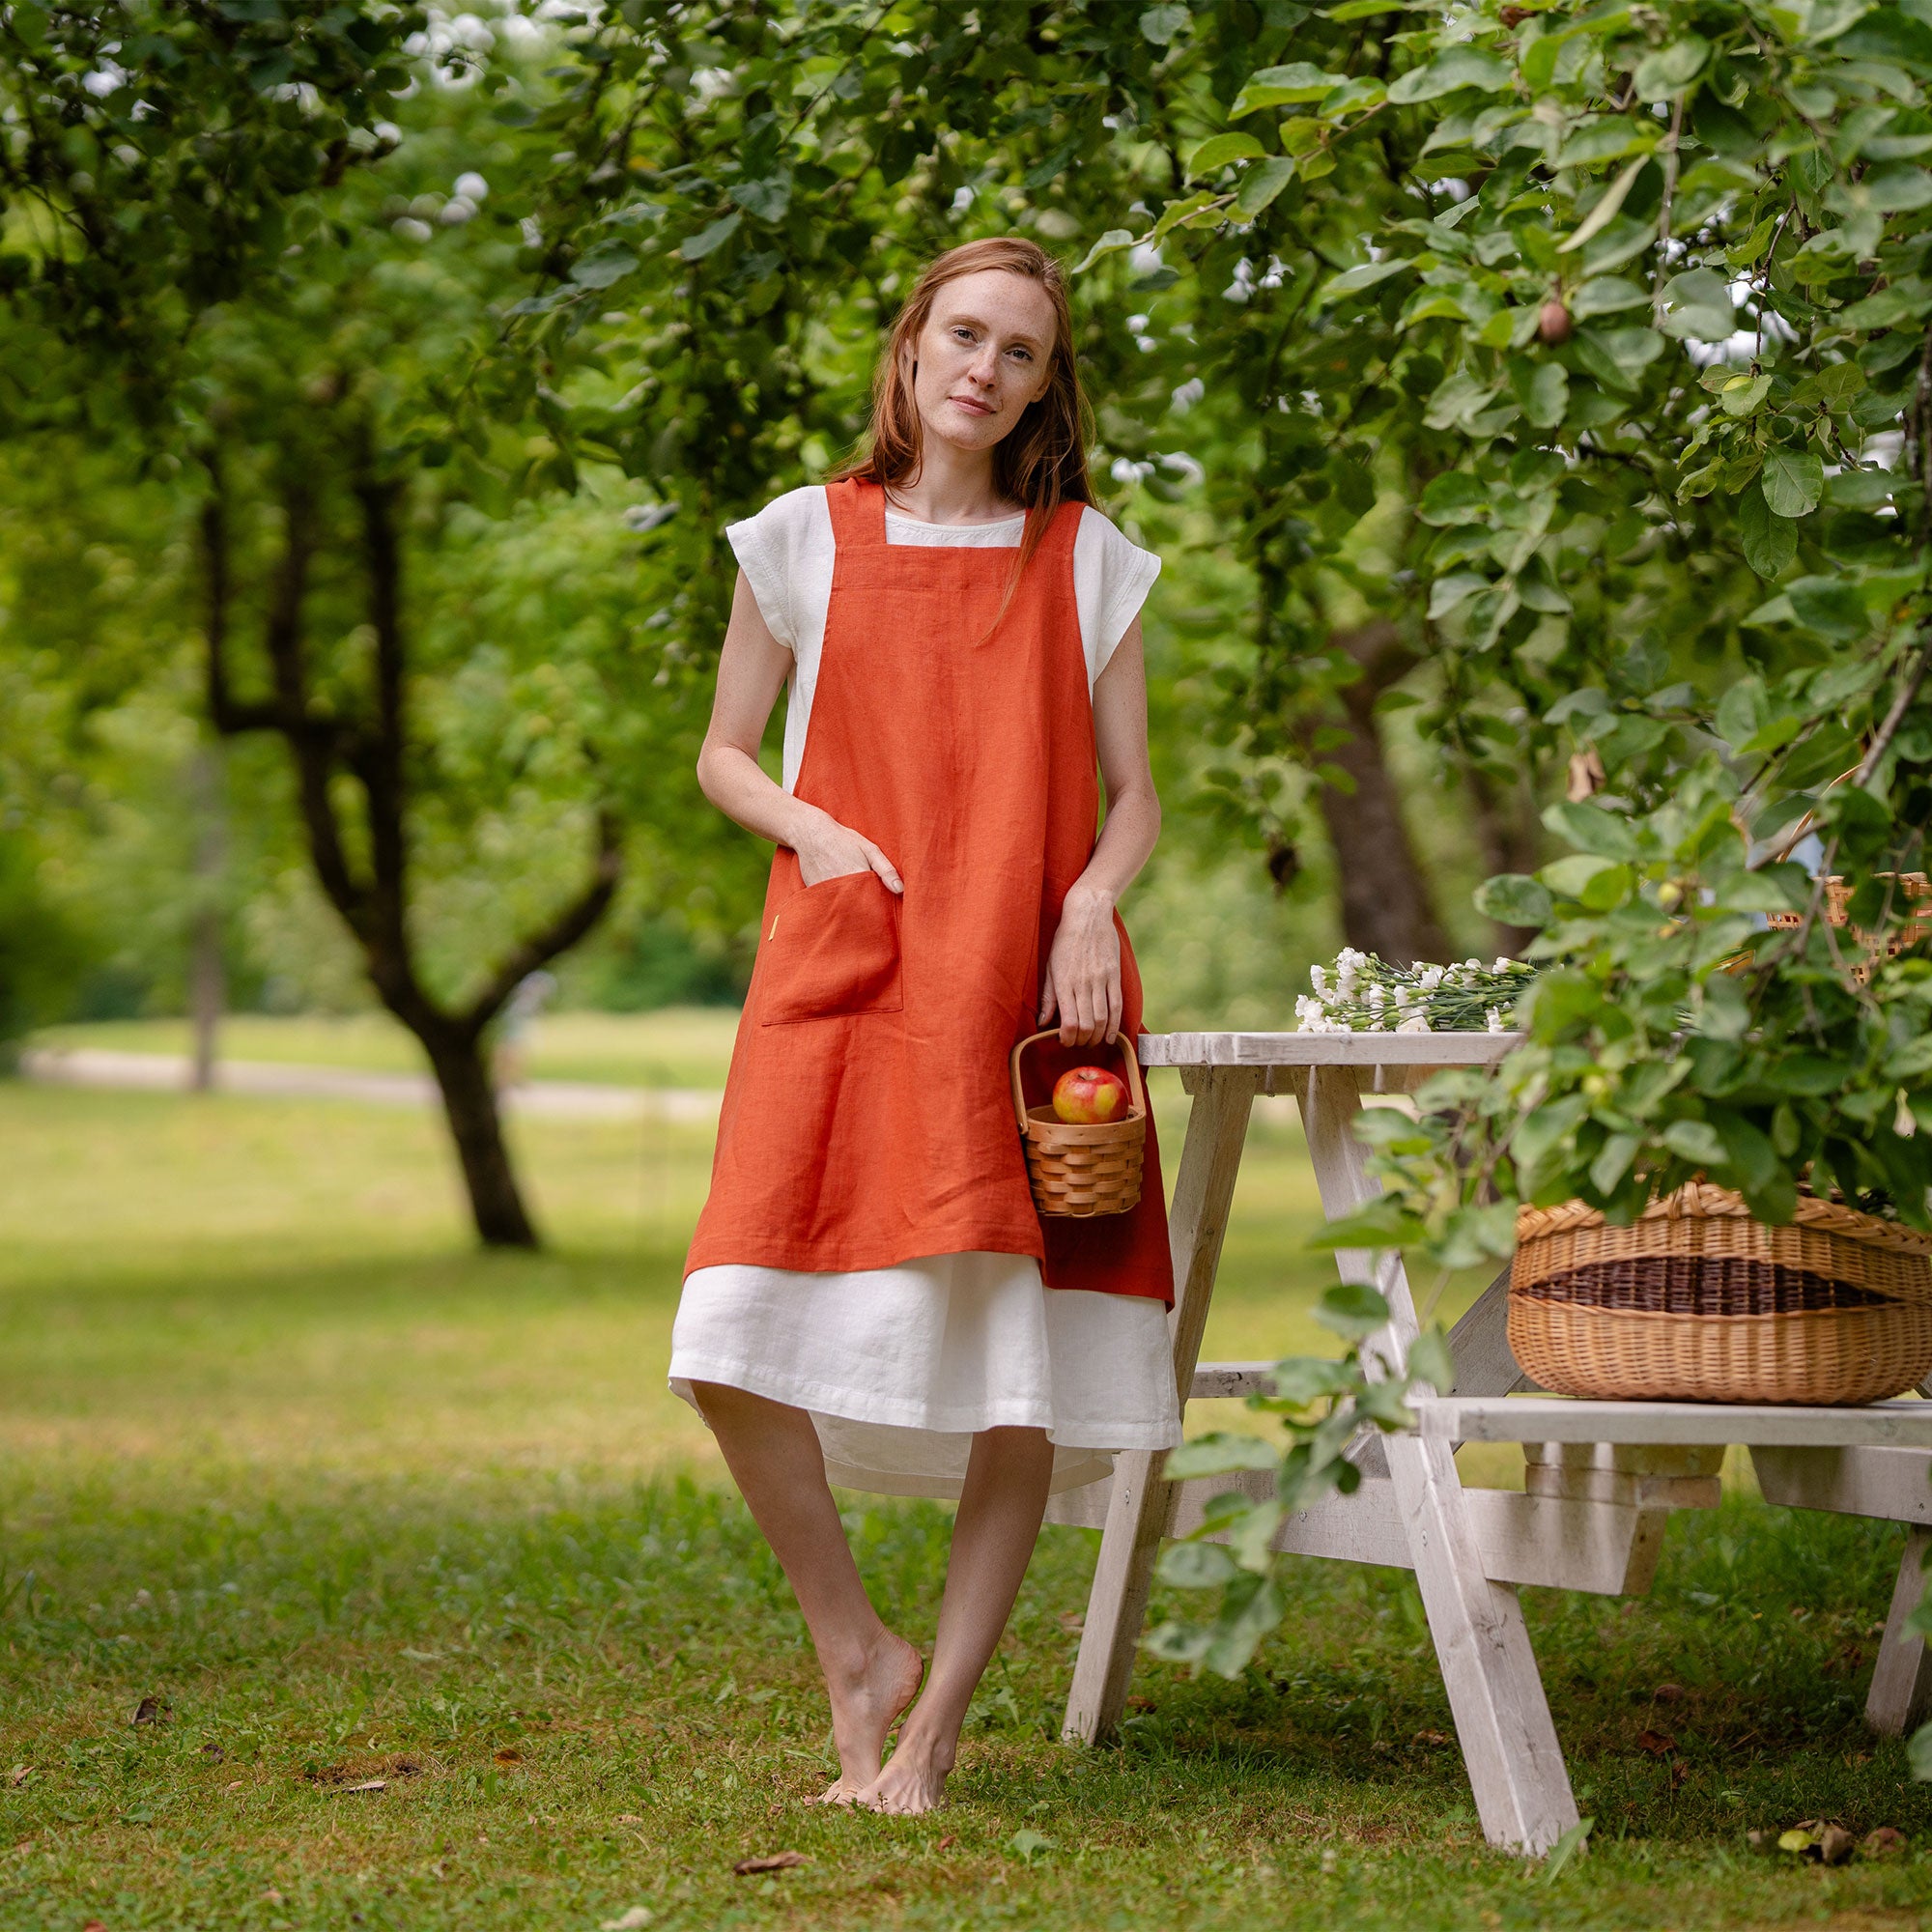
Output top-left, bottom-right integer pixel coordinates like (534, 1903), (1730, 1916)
(1138, 1031), (1523, 1069)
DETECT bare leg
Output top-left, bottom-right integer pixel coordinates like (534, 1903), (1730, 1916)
(690, 1381), (923, 1801)
(857, 1425), (1055, 1815)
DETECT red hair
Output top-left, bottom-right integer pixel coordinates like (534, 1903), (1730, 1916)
(833, 237), (1094, 590)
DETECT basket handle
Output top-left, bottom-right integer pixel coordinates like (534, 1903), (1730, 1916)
(1009, 1029), (1148, 1132)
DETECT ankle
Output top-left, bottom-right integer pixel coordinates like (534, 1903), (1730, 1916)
(819, 1622), (896, 1688)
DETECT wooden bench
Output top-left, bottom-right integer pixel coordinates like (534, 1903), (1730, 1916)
(1049, 1033), (1932, 1855)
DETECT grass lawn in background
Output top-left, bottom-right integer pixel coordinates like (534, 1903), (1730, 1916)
(31, 1009), (745, 1092)
(1, 1075), (1929, 1929)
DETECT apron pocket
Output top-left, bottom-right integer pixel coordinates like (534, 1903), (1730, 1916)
(758, 871), (904, 1024)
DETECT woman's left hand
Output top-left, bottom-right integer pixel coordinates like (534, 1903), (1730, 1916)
(1038, 886), (1123, 1045)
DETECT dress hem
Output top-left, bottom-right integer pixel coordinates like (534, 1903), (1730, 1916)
(667, 1355), (1180, 1451)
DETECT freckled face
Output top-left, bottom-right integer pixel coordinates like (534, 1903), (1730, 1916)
(903, 269), (1058, 456)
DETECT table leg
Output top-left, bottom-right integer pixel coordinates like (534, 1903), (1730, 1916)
(1062, 1065), (1260, 1745)
(1296, 1065), (1577, 1855)
(1867, 1526), (1932, 1737)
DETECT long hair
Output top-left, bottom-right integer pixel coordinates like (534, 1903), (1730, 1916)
(832, 237), (1094, 594)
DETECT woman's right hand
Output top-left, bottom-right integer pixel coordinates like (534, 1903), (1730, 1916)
(791, 805), (903, 894)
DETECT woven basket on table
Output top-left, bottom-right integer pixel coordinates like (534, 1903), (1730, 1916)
(1764, 871), (1932, 983)
(1510, 1183), (1932, 1405)
(1009, 1030), (1146, 1218)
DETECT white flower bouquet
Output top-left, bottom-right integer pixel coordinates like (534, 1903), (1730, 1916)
(1293, 948), (1535, 1036)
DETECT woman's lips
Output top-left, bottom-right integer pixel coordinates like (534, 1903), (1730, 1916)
(949, 395), (993, 416)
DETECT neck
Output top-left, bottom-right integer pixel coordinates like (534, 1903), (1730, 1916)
(885, 440), (1014, 525)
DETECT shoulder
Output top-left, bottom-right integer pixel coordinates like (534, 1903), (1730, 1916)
(1073, 504), (1161, 582)
(728, 484), (831, 560)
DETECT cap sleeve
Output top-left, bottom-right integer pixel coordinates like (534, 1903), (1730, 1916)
(724, 490), (820, 652)
(1073, 507), (1162, 687)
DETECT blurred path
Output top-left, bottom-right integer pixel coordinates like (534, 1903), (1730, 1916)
(19, 1046), (723, 1122)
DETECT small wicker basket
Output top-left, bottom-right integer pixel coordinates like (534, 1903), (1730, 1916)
(1010, 1030), (1147, 1218)
(1510, 1183), (1932, 1405)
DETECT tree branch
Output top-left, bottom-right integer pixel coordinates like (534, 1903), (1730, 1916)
(350, 466), (410, 962)
(199, 457), (283, 736)
(459, 808), (624, 1038)
(258, 476), (372, 937)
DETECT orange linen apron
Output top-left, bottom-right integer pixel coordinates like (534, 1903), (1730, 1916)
(684, 480), (1171, 1304)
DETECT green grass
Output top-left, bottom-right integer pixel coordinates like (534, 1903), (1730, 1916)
(2, 1076), (1930, 1929)
(34, 1009), (745, 1090)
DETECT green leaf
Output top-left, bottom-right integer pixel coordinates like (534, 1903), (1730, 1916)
(1307, 1202), (1426, 1250)
(1230, 63), (1351, 116)
(1865, 163), (1932, 210)
(1542, 854), (1621, 898)
(1662, 1120), (1727, 1168)
(570, 247), (639, 289)
(1186, 132), (1264, 176)
(1907, 1719), (1932, 1780)
(1787, 575), (1868, 639)
(1761, 447), (1826, 518)
(1737, 482), (1798, 579)
(1715, 675), (1770, 752)
(1523, 360), (1569, 428)
(678, 213), (741, 262)
(1557, 156), (1651, 251)
(1542, 1816), (1596, 1883)
(1267, 1355), (1357, 1404)
(728, 174), (791, 221)
(1314, 1282), (1392, 1340)
(1475, 872), (1553, 926)
(1543, 800), (1640, 860)
(1236, 157), (1299, 215)
(1388, 47), (1513, 104)
(1406, 1327), (1458, 1392)
(1590, 1133), (1641, 1195)
(1157, 1542), (1240, 1587)
(1075, 229), (1136, 272)
(1319, 257), (1414, 301)
(1417, 471), (1489, 525)
(1140, 2), (1190, 43)
(1633, 35), (1712, 99)
(1202, 1576), (1287, 1678)
(1164, 1433), (1280, 1478)
(1659, 267), (1736, 339)
(1570, 274), (1648, 319)
(1429, 571), (1491, 618)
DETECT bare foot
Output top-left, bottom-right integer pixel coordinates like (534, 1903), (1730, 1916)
(806, 1630), (923, 1804)
(853, 1728), (953, 1815)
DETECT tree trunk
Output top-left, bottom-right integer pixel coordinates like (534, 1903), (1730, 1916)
(1464, 763), (1542, 955)
(419, 1024), (539, 1248)
(201, 453), (618, 1253)
(1309, 623), (1457, 967)
(186, 741), (226, 1092)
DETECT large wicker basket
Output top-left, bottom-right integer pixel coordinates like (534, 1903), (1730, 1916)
(1010, 1030), (1146, 1218)
(1764, 871), (1932, 982)
(1510, 1183), (1932, 1405)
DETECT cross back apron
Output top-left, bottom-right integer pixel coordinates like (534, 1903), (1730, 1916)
(685, 479), (1172, 1304)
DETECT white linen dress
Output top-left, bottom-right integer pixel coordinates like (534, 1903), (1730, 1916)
(668, 487), (1180, 1498)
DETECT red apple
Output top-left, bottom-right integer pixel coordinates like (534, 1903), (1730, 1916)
(1052, 1066), (1130, 1124)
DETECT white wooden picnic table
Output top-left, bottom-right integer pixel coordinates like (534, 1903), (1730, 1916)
(1049, 1032), (1932, 1855)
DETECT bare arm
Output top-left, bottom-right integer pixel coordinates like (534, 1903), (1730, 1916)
(1038, 616), (1162, 1045)
(694, 572), (903, 892)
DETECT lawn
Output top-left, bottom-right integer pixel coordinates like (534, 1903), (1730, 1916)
(1, 1072), (1929, 1930)
(34, 1009), (746, 1092)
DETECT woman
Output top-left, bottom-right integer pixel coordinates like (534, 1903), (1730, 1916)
(671, 237), (1177, 1815)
